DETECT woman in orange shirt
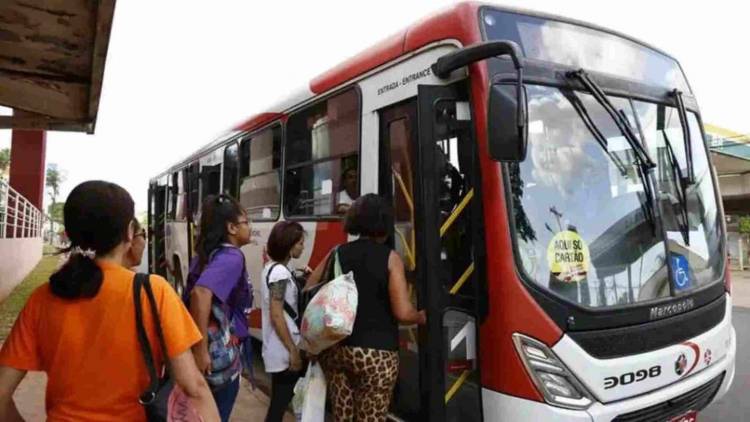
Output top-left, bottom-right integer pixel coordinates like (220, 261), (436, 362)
(0, 180), (219, 422)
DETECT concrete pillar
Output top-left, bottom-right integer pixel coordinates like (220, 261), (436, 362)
(8, 128), (46, 210)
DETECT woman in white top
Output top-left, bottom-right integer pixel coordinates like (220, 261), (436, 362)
(261, 221), (308, 422)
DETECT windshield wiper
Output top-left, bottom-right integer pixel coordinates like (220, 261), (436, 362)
(562, 90), (630, 177)
(662, 131), (691, 245)
(567, 70), (657, 170)
(566, 69), (657, 233)
(671, 89), (695, 184)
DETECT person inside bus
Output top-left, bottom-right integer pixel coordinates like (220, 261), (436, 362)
(124, 218), (147, 270)
(335, 165), (359, 214)
(305, 194), (427, 422)
(0, 180), (220, 422)
(261, 221), (309, 422)
(184, 194), (252, 422)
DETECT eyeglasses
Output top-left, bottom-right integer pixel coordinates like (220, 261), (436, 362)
(235, 219), (250, 227)
(134, 230), (146, 238)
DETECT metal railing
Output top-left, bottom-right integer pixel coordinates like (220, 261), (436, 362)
(0, 179), (44, 239)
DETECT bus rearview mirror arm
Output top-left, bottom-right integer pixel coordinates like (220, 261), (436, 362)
(432, 41), (528, 162)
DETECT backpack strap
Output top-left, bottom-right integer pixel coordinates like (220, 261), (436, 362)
(133, 273), (160, 405)
(265, 263), (298, 322)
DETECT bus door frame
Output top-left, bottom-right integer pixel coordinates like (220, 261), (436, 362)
(415, 82), (486, 422)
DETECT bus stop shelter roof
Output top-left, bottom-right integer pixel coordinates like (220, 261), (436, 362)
(705, 123), (750, 175)
(0, 0), (116, 133)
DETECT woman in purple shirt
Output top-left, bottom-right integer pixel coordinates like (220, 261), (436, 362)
(184, 195), (252, 422)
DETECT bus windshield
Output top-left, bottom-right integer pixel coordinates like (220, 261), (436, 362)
(509, 84), (723, 308)
(482, 9), (691, 92)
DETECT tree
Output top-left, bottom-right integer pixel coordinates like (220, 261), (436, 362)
(46, 163), (66, 205)
(739, 216), (750, 236)
(0, 148), (9, 180)
(45, 163), (67, 239)
(48, 202), (65, 227)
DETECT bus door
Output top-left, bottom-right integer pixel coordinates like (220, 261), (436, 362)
(147, 182), (155, 272)
(380, 81), (485, 422)
(150, 179), (169, 278)
(186, 162), (200, 257)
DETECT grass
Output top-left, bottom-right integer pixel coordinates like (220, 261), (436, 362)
(0, 254), (59, 342)
(43, 243), (58, 255)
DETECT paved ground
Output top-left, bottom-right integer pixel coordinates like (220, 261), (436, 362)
(700, 306), (749, 421)
(12, 372), (293, 421)
(729, 268), (750, 308)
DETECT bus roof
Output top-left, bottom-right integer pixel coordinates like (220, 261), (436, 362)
(153, 1), (680, 179)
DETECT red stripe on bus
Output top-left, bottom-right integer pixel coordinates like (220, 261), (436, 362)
(309, 3), (483, 95)
(308, 221), (347, 269)
(403, 2), (481, 51)
(233, 112), (284, 132)
(310, 30), (405, 95)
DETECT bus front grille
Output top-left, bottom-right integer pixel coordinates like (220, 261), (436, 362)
(612, 372), (724, 422)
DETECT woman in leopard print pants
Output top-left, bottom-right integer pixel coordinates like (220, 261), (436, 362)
(319, 346), (399, 421)
(307, 195), (426, 421)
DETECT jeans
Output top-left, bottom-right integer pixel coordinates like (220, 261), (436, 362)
(265, 369), (302, 422)
(212, 375), (240, 422)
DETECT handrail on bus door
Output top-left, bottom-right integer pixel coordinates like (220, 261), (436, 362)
(392, 166), (417, 271)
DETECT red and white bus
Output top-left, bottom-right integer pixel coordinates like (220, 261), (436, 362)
(149, 3), (736, 420)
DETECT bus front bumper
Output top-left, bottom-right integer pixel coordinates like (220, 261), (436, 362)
(482, 325), (736, 421)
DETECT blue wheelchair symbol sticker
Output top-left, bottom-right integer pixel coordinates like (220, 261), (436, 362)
(671, 254), (691, 291)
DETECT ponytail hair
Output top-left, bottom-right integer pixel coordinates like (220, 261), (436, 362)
(49, 180), (135, 299)
(196, 194), (245, 270)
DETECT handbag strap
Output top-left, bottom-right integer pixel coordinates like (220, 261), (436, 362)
(133, 273), (168, 405)
(325, 246), (341, 280)
(143, 275), (170, 373)
(333, 247), (342, 278)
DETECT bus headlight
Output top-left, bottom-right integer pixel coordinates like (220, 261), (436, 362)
(513, 333), (593, 410)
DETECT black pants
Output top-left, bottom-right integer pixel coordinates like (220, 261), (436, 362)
(265, 369), (302, 422)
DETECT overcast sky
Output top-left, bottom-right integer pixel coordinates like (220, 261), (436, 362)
(1, 0), (746, 213)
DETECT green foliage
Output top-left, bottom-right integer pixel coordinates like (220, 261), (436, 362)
(45, 163), (66, 204)
(0, 148), (9, 178)
(739, 215), (750, 235)
(47, 201), (65, 225)
(0, 255), (59, 342)
(136, 211), (148, 228)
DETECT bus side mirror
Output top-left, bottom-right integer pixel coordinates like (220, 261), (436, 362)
(488, 83), (528, 162)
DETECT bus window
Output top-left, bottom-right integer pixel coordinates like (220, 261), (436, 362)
(175, 169), (187, 221)
(153, 177), (169, 278)
(168, 172), (178, 220)
(187, 162), (200, 217)
(284, 88), (360, 218)
(201, 163), (222, 201)
(240, 125), (282, 221)
(239, 136), (251, 180)
(223, 143), (239, 198)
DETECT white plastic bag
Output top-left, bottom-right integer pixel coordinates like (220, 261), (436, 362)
(292, 362), (327, 422)
(300, 251), (358, 355)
